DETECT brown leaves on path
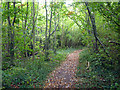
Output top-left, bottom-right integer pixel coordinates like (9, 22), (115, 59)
(44, 50), (82, 88)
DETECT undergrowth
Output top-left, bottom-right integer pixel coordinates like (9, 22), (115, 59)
(76, 48), (120, 89)
(2, 48), (79, 88)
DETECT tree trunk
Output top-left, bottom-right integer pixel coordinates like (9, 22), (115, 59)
(53, 6), (57, 54)
(48, 1), (53, 50)
(7, 2), (11, 58)
(7, 2), (16, 64)
(24, 1), (28, 57)
(32, 0), (35, 60)
(21, 1), (24, 58)
(0, 1), (2, 76)
(7, 2), (10, 56)
(45, 0), (49, 61)
(85, 2), (98, 51)
(85, 10), (91, 34)
(61, 25), (64, 48)
(85, 2), (110, 56)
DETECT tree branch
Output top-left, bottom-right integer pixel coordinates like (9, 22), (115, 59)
(12, 2), (16, 26)
(109, 41), (120, 45)
(85, 2), (98, 51)
(98, 4), (120, 27)
(7, 2), (11, 27)
(48, 3), (53, 39)
(25, 1), (28, 28)
(68, 16), (81, 29)
(96, 37), (110, 57)
(49, 24), (58, 37)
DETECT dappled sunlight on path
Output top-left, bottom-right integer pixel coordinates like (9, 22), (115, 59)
(44, 50), (82, 88)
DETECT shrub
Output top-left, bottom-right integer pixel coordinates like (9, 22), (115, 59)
(76, 49), (120, 88)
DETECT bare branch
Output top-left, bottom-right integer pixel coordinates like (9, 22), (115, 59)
(109, 41), (120, 45)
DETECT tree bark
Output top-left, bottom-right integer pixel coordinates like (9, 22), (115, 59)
(24, 1), (28, 57)
(32, 0), (35, 60)
(7, 2), (11, 56)
(48, 1), (53, 50)
(45, 0), (49, 61)
(7, 2), (16, 64)
(53, 9), (57, 54)
(0, 1), (2, 76)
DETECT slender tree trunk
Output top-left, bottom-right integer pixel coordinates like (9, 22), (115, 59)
(61, 25), (64, 48)
(0, 2), (2, 88)
(85, 10), (91, 34)
(48, 1), (53, 50)
(24, 1), (28, 57)
(40, 27), (42, 45)
(45, 0), (49, 61)
(85, 2), (98, 51)
(7, 2), (11, 57)
(54, 24), (57, 54)
(35, 0), (39, 22)
(21, 0), (24, 57)
(65, 26), (68, 48)
(85, 2), (110, 56)
(7, 2), (16, 64)
(36, 1), (39, 48)
(11, 1), (16, 61)
(57, 8), (60, 47)
(32, 0), (35, 60)
(53, 6), (57, 54)
(0, 1), (2, 76)
(21, 1), (23, 31)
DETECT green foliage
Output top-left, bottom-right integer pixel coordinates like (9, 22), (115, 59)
(2, 48), (76, 88)
(76, 49), (120, 89)
(3, 67), (29, 88)
(2, 1), (120, 89)
(57, 47), (83, 55)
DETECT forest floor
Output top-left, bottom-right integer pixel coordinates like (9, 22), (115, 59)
(44, 50), (82, 88)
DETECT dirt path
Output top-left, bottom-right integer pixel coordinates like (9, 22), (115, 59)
(44, 50), (82, 88)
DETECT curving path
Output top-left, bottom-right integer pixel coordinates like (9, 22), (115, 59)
(44, 50), (82, 88)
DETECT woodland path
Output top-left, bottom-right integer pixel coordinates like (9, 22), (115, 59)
(44, 50), (82, 88)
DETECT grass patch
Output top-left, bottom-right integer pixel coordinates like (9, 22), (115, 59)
(57, 46), (83, 55)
